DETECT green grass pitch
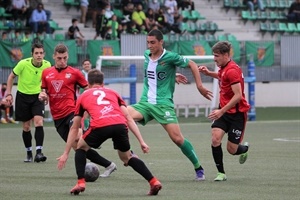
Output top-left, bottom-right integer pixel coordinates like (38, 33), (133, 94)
(0, 107), (299, 200)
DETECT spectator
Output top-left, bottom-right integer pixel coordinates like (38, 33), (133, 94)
(155, 8), (170, 33)
(121, 2), (134, 25)
(29, 3), (51, 34)
(128, 21), (139, 34)
(21, 31), (32, 42)
(104, 1), (114, 19)
(176, 0), (195, 11)
(145, 8), (157, 30)
(80, 0), (89, 27)
(1, 32), (8, 41)
(164, 0), (178, 14)
(106, 14), (119, 40)
(93, 9), (109, 40)
(0, 83), (17, 124)
(165, 8), (182, 34)
(131, 3), (149, 31)
(68, 18), (85, 45)
(11, 0), (28, 20)
(28, 0), (52, 21)
(243, 0), (265, 12)
(148, 0), (161, 14)
(287, 0), (300, 23)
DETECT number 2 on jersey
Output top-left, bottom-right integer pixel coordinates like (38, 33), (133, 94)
(93, 90), (110, 105)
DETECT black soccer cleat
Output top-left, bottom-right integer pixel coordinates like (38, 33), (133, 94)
(34, 153), (47, 163)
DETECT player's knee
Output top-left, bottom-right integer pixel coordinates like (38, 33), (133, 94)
(226, 143), (238, 155)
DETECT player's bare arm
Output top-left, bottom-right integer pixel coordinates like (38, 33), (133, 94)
(57, 116), (82, 170)
(5, 72), (16, 105)
(198, 65), (219, 79)
(208, 83), (242, 120)
(188, 60), (213, 100)
(121, 106), (149, 154)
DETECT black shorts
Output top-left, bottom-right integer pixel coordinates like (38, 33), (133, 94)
(83, 124), (130, 152)
(15, 91), (45, 122)
(54, 112), (74, 142)
(211, 112), (247, 144)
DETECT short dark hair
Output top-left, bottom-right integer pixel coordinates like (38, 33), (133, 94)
(31, 43), (44, 54)
(54, 44), (68, 54)
(88, 69), (104, 85)
(72, 18), (77, 23)
(148, 29), (163, 41)
(212, 41), (232, 55)
(1, 83), (7, 86)
(82, 58), (91, 64)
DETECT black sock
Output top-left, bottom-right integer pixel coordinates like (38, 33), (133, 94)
(212, 144), (225, 174)
(195, 166), (204, 171)
(34, 126), (44, 146)
(86, 149), (111, 168)
(75, 149), (87, 179)
(234, 144), (248, 155)
(22, 130), (32, 152)
(128, 157), (153, 182)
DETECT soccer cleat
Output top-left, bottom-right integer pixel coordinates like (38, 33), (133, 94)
(99, 162), (117, 177)
(24, 155), (33, 163)
(239, 142), (249, 164)
(34, 153), (47, 163)
(7, 117), (18, 124)
(195, 169), (205, 181)
(70, 179), (85, 195)
(214, 172), (227, 181)
(148, 180), (162, 195)
(1, 117), (7, 124)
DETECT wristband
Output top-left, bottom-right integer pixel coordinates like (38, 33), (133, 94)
(5, 94), (12, 98)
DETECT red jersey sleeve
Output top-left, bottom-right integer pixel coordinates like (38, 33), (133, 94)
(74, 95), (85, 117)
(41, 68), (47, 89)
(226, 68), (241, 85)
(74, 68), (88, 89)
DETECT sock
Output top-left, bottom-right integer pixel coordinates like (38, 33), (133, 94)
(86, 149), (111, 168)
(212, 144), (225, 174)
(34, 126), (44, 152)
(128, 157), (153, 182)
(179, 138), (201, 169)
(75, 149), (87, 179)
(22, 130), (32, 154)
(234, 144), (249, 155)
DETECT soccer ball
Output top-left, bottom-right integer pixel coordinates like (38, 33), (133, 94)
(84, 162), (100, 182)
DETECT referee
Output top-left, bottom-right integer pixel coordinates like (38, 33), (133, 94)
(5, 43), (51, 163)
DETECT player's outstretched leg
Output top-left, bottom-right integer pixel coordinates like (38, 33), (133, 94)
(100, 162), (117, 178)
(179, 138), (205, 181)
(70, 149), (87, 195)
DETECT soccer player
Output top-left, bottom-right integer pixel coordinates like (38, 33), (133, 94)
(5, 43), (50, 163)
(57, 69), (162, 196)
(127, 29), (213, 181)
(39, 44), (116, 177)
(198, 41), (250, 181)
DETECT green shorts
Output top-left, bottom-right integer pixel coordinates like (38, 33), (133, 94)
(131, 102), (178, 125)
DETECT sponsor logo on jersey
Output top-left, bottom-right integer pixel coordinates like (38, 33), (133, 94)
(65, 73), (71, 79)
(51, 80), (63, 92)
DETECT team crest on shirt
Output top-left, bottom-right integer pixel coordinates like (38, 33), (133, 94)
(65, 73), (71, 79)
(51, 80), (63, 92)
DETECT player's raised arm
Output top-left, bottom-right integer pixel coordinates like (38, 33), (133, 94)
(198, 65), (218, 79)
(121, 105), (149, 154)
(188, 60), (213, 100)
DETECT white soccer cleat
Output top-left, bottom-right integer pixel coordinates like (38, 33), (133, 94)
(99, 162), (117, 178)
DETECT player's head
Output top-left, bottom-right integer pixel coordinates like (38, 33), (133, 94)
(82, 59), (92, 72)
(31, 43), (45, 64)
(147, 29), (164, 55)
(53, 44), (69, 69)
(88, 69), (104, 86)
(212, 41), (232, 67)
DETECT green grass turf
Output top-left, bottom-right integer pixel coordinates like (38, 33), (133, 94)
(0, 112), (299, 200)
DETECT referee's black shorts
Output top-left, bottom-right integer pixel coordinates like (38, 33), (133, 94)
(15, 91), (45, 122)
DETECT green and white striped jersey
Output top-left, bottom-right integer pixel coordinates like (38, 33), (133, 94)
(140, 49), (189, 106)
